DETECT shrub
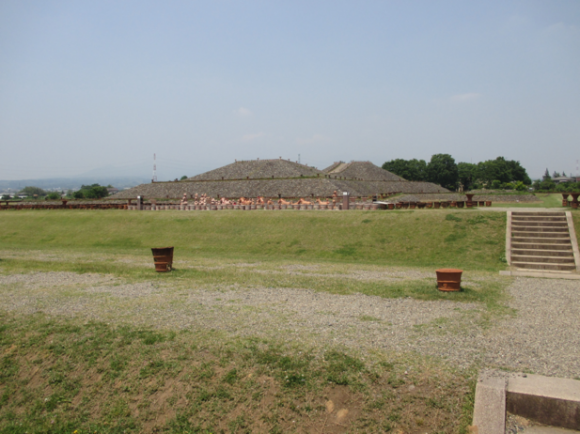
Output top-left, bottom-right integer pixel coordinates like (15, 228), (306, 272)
(47, 192), (61, 200)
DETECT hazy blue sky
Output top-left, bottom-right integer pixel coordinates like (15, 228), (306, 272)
(1, 0), (579, 181)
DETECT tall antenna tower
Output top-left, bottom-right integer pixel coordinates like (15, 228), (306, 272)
(152, 153), (157, 183)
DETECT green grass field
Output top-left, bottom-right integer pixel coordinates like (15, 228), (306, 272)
(489, 193), (563, 208)
(0, 209), (507, 271)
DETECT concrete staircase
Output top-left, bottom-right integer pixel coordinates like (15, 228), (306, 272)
(507, 211), (580, 273)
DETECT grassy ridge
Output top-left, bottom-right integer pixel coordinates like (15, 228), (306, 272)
(0, 209), (507, 271)
(490, 193), (562, 208)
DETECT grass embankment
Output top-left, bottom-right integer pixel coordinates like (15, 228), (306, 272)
(489, 193), (562, 208)
(0, 313), (475, 434)
(0, 209), (507, 271)
(0, 209), (509, 307)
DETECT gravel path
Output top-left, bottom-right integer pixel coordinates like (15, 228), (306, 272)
(1, 271), (579, 378)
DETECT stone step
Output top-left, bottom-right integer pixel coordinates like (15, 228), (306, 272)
(508, 210), (579, 273)
(516, 425), (580, 434)
(512, 216), (568, 222)
(512, 220), (568, 227)
(512, 241), (572, 250)
(512, 212), (567, 216)
(511, 248), (574, 257)
(511, 226), (569, 233)
(512, 231), (571, 239)
(511, 254), (575, 264)
(512, 261), (577, 271)
(512, 219), (568, 225)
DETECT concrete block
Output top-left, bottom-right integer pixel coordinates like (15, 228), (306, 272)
(507, 374), (580, 430)
(472, 371), (507, 434)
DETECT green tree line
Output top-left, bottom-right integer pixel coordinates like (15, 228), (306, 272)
(10, 184), (111, 200)
(382, 155), (532, 191)
(533, 169), (580, 192)
(71, 184), (109, 199)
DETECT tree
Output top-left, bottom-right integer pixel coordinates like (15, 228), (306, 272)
(553, 171), (561, 178)
(84, 186), (108, 199)
(513, 181), (527, 191)
(382, 159), (426, 181)
(76, 184), (109, 199)
(406, 159), (427, 181)
(19, 186), (47, 197)
(540, 179), (555, 191)
(46, 192), (61, 200)
(543, 169), (551, 182)
(1, 194), (11, 200)
(180, 175), (188, 181)
(474, 157), (531, 186)
(425, 154), (458, 190)
(457, 162), (476, 190)
(505, 160), (531, 185)
(382, 159), (411, 179)
(476, 157), (511, 185)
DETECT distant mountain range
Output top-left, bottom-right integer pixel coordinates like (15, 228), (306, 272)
(0, 176), (151, 192)
(0, 161), (204, 192)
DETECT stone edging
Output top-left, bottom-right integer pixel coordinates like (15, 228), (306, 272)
(472, 370), (580, 433)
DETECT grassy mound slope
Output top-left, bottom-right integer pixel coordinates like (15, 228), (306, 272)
(0, 209), (507, 271)
(0, 313), (475, 434)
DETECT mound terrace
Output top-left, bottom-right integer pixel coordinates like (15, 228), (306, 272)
(110, 159), (448, 199)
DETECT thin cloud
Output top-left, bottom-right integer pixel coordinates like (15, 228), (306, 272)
(450, 93), (481, 103)
(296, 134), (331, 145)
(542, 22), (580, 38)
(242, 132), (265, 142)
(234, 107), (253, 117)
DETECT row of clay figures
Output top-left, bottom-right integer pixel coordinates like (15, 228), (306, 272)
(180, 191), (341, 206)
(181, 193), (234, 207)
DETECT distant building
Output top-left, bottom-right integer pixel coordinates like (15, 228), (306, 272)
(553, 176), (574, 184)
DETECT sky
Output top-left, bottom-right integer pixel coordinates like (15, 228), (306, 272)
(1, 0), (579, 181)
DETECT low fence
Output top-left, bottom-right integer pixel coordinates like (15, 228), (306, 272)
(127, 200), (493, 211)
(2, 200), (513, 211)
(129, 204), (348, 211)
